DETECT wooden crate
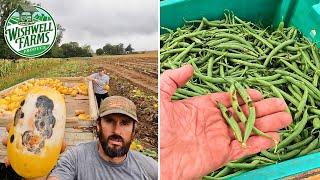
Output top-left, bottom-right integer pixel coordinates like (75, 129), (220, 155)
(0, 77), (98, 163)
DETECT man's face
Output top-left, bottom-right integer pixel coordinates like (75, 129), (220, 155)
(98, 70), (105, 76)
(98, 113), (135, 158)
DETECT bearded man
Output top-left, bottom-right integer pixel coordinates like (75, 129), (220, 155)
(48, 96), (158, 180)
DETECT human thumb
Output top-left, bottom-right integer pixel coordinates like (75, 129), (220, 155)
(160, 64), (193, 101)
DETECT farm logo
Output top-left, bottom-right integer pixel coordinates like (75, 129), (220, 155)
(4, 5), (57, 58)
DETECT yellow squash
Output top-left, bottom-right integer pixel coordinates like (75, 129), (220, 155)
(104, 84), (110, 91)
(7, 87), (66, 178)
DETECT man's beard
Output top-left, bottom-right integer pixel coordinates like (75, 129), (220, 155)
(98, 130), (132, 158)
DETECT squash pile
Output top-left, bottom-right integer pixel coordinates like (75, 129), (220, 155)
(0, 79), (89, 114)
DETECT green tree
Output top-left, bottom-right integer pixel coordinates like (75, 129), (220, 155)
(60, 42), (92, 57)
(96, 48), (104, 55)
(102, 43), (125, 55)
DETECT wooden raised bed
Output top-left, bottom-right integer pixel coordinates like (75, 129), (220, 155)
(0, 77), (99, 163)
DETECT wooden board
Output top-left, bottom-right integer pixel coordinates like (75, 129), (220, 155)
(0, 77), (98, 163)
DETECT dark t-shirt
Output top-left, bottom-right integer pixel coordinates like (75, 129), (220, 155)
(49, 141), (158, 180)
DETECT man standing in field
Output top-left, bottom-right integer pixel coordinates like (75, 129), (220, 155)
(87, 67), (110, 108)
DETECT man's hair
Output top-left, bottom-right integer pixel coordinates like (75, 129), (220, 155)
(97, 67), (105, 72)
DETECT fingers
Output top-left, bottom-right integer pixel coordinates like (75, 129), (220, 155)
(2, 136), (7, 147)
(4, 156), (10, 167)
(253, 112), (292, 132)
(227, 111), (291, 139)
(211, 89), (263, 108)
(61, 141), (67, 153)
(229, 98), (288, 121)
(229, 132), (280, 161)
(6, 123), (11, 132)
(160, 64), (193, 101)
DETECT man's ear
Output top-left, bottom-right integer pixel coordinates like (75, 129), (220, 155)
(96, 117), (101, 135)
(132, 121), (138, 137)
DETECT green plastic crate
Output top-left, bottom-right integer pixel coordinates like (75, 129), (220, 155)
(160, 0), (320, 179)
(161, 0), (320, 47)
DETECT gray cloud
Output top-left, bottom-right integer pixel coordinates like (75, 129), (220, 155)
(31, 0), (158, 51)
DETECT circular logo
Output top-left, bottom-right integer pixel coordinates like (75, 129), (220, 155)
(4, 5), (57, 58)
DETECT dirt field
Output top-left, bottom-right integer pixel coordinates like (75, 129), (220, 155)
(91, 51), (158, 150)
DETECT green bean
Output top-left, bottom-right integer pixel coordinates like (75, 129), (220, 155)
(234, 81), (251, 104)
(227, 65), (241, 75)
(172, 43), (195, 63)
(249, 156), (276, 163)
(219, 65), (225, 78)
(226, 160), (260, 169)
(286, 135), (315, 151)
(279, 59), (312, 81)
(203, 170), (249, 180)
(245, 28), (274, 49)
(234, 16), (254, 32)
(190, 37), (202, 44)
(264, 39), (294, 66)
(310, 148), (320, 154)
(255, 74), (281, 81)
(172, 92), (189, 99)
(276, 108), (308, 150)
(301, 49), (318, 73)
(196, 19), (204, 31)
(176, 88), (201, 97)
(308, 94), (316, 107)
(196, 52), (213, 65)
(215, 33), (254, 50)
(287, 85), (301, 101)
(276, 88), (300, 107)
(230, 59), (264, 68)
(283, 76), (320, 101)
(298, 138), (319, 156)
(261, 149), (300, 161)
(203, 81), (222, 92)
(212, 167), (232, 178)
(312, 118), (320, 132)
(294, 86), (308, 119)
(218, 102), (243, 143)
(231, 84), (247, 123)
(218, 43), (258, 56)
(203, 17), (245, 28)
(207, 57), (214, 77)
(291, 84), (303, 96)
(256, 46), (265, 55)
(313, 73), (319, 87)
(288, 52), (301, 61)
(206, 49), (256, 60)
(269, 79), (287, 85)
(243, 101), (255, 147)
(177, 42), (191, 48)
(310, 108), (320, 116)
(217, 62), (234, 69)
(194, 72), (245, 83)
(171, 31), (205, 44)
(186, 82), (208, 94)
(311, 45), (320, 68)
(207, 38), (229, 47)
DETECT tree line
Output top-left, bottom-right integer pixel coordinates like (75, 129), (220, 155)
(96, 43), (134, 56)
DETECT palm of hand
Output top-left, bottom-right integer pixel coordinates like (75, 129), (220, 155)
(160, 65), (291, 179)
(161, 96), (232, 179)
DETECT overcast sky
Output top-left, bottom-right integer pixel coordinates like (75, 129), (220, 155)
(31, 0), (158, 51)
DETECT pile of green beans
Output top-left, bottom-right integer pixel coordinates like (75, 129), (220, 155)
(160, 12), (320, 179)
